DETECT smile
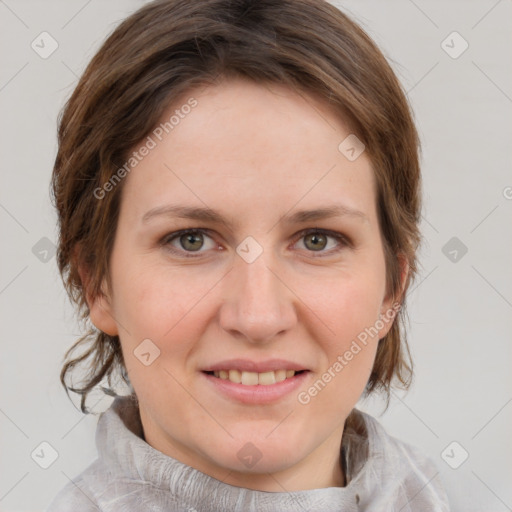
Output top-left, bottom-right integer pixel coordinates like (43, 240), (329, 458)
(208, 369), (304, 386)
(201, 360), (310, 404)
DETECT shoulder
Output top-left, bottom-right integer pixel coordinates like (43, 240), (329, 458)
(45, 468), (100, 512)
(360, 409), (441, 475)
(349, 409), (451, 511)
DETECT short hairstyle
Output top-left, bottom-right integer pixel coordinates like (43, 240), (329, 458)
(52, 0), (420, 413)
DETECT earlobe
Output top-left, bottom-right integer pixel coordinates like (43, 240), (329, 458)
(89, 288), (119, 336)
(77, 258), (119, 337)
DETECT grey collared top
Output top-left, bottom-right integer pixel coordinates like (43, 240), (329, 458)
(46, 395), (450, 512)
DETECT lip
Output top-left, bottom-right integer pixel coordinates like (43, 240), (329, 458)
(201, 358), (309, 373)
(201, 369), (310, 405)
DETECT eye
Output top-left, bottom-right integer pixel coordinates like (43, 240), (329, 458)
(161, 229), (217, 256)
(293, 228), (349, 255)
(160, 227), (349, 259)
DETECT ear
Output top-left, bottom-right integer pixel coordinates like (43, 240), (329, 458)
(76, 248), (119, 337)
(378, 253), (409, 339)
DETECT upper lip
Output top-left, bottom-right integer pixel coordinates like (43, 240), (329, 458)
(202, 359), (309, 373)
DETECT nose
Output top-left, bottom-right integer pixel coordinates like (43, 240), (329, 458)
(218, 251), (297, 344)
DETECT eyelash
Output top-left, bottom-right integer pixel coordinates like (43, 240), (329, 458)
(160, 228), (351, 259)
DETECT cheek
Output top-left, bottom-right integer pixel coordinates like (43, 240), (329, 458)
(112, 264), (207, 400)
(110, 259), (227, 393)
(110, 256), (202, 345)
(304, 271), (384, 398)
(309, 271), (385, 344)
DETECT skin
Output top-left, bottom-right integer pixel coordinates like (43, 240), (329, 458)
(83, 77), (406, 492)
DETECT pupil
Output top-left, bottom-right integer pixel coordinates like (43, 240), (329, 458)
(182, 232), (203, 251)
(306, 233), (326, 251)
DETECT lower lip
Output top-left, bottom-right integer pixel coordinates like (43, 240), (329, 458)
(201, 371), (309, 404)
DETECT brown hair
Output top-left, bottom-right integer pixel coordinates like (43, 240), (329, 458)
(52, 0), (420, 414)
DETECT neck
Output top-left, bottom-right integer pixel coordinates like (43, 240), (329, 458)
(140, 406), (346, 492)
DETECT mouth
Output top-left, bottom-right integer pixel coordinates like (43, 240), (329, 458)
(200, 360), (310, 404)
(203, 369), (307, 386)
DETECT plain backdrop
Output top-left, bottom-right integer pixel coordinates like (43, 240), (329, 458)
(0, 1), (511, 511)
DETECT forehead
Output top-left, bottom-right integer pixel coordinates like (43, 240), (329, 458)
(119, 78), (377, 227)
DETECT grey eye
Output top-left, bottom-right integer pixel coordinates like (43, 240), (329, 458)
(164, 230), (216, 254)
(179, 232), (205, 251)
(303, 232), (328, 251)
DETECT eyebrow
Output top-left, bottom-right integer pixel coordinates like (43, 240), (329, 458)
(141, 203), (368, 228)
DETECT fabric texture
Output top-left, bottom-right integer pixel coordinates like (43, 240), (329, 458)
(46, 395), (450, 511)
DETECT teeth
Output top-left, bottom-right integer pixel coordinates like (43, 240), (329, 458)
(258, 371), (276, 385)
(228, 369), (241, 383)
(241, 371), (259, 385)
(275, 370), (287, 383)
(212, 369), (298, 385)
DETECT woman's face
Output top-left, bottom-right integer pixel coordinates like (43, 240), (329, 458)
(89, 78), (401, 491)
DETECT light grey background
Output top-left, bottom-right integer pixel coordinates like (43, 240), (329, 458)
(0, 1), (511, 511)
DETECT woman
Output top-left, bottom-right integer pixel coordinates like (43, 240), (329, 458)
(47, 0), (450, 510)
